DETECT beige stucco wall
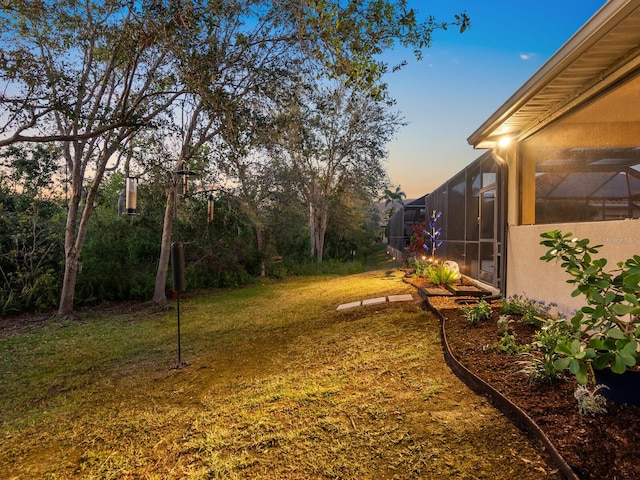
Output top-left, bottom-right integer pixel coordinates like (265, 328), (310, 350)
(506, 219), (640, 316)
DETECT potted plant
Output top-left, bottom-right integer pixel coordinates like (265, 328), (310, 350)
(540, 230), (640, 403)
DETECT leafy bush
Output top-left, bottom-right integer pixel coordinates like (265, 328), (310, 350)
(408, 258), (458, 286)
(406, 257), (430, 276)
(518, 318), (573, 384)
(540, 230), (640, 385)
(425, 263), (459, 286)
(493, 331), (530, 355)
(0, 186), (65, 313)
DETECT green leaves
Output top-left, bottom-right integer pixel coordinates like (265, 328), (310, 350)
(554, 339), (595, 385)
(541, 230), (640, 384)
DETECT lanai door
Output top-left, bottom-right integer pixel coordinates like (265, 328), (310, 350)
(479, 186), (496, 284)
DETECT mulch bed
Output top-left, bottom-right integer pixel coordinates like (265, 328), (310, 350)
(420, 287), (640, 480)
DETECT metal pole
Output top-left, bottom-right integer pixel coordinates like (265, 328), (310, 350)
(175, 176), (180, 368)
(177, 287), (182, 366)
(171, 175), (189, 369)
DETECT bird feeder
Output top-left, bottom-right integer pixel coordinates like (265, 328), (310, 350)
(125, 177), (138, 214)
(207, 194), (215, 224)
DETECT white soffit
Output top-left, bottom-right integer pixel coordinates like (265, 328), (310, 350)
(468, 0), (640, 149)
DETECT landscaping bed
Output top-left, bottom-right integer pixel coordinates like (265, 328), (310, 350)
(427, 293), (640, 480)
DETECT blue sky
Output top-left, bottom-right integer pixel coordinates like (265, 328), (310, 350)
(383, 0), (607, 199)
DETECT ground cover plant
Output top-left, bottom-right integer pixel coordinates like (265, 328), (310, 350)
(0, 266), (557, 479)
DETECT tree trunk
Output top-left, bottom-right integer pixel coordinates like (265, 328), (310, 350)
(308, 201), (317, 259)
(57, 167), (98, 317)
(255, 224), (266, 277)
(308, 197), (329, 263)
(58, 207), (81, 319)
(152, 184), (176, 303)
(313, 197), (330, 262)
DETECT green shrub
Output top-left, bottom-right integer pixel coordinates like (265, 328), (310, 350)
(518, 318), (572, 384)
(500, 294), (554, 326)
(425, 263), (458, 286)
(462, 299), (492, 325)
(493, 331), (530, 355)
(540, 230), (640, 385)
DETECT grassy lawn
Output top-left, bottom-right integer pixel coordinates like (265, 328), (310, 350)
(0, 261), (556, 479)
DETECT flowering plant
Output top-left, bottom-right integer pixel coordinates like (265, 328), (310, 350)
(540, 230), (640, 385)
(409, 221), (426, 254)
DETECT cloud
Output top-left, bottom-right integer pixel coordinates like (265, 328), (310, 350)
(520, 53), (536, 61)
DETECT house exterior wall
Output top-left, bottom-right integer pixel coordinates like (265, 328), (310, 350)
(502, 69), (640, 313)
(415, 2), (640, 309)
(506, 220), (640, 315)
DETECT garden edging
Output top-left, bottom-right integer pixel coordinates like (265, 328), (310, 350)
(423, 295), (580, 480)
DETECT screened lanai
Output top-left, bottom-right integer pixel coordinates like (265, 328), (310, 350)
(535, 147), (640, 223)
(462, 0), (640, 311)
(386, 196), (426, 258)
(424, 152), (506, 290)
(518, 68), (640, 226)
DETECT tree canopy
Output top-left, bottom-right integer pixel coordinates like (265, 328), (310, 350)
(0, 0), (470, 316)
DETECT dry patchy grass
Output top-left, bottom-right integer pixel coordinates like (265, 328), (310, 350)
(1, 269), (558, 479)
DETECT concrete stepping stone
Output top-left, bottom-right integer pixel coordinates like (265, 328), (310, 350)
(362, 297), (387, 306)
(337, 301), (361, 311)
(388, 294), (414, 302)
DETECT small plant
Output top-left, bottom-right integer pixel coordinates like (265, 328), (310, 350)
(500, 294), (555, 327)
(574, 385), (608, 417)
(407, 257), (430, 276)
(519, 317), (573, 384)
(462, 299), (492, 325)
(424, 262), (458, 286)
(409, 222), (427, 255)
(493, 331), (530, 355)
(518, 354), (559, 384)
(496, 314), (514, 334)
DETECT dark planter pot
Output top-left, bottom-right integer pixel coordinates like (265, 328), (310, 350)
(594, 368), (640, 406)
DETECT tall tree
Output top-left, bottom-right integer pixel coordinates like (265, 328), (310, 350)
(152, 0), (469, 297)
(383, 184), (407, 219)
(0, 0), (469, 314)
(275, 81), (402, 261)
(0, 1), (190, 317)
(149, 0), (299, 302)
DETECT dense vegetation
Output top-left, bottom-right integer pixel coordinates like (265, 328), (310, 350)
(0, 1), (469, 316)
(0, 172), (383, 315)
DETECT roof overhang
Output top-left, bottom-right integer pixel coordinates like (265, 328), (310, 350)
(468, 0), (640, 149)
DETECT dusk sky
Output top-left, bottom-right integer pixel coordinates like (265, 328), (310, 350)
(382, 0), (607, 199)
